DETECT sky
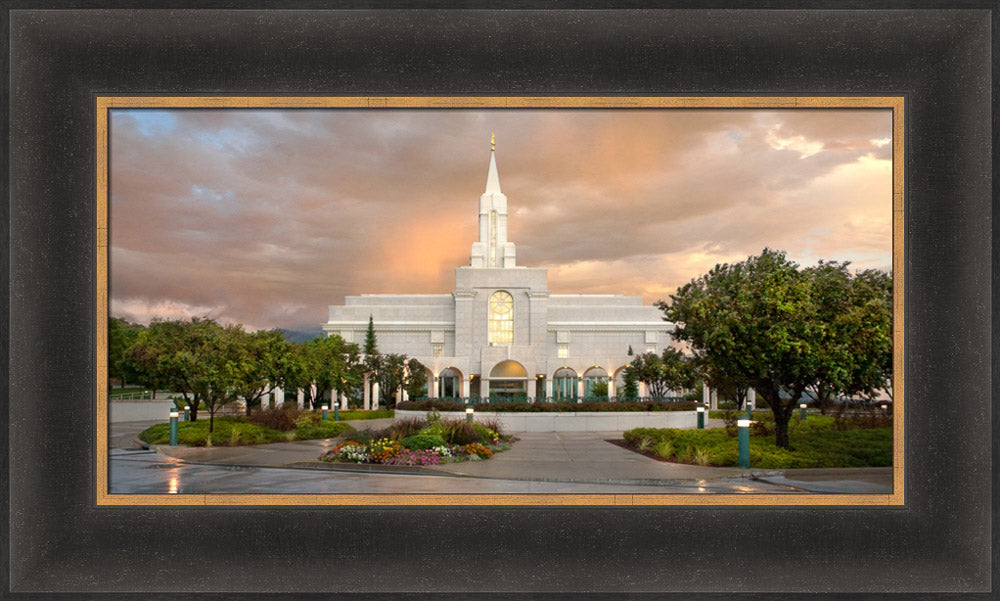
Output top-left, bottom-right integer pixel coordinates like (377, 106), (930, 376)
(109, 108), (893, 332)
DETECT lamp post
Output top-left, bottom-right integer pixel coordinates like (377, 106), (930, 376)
(696, 405), (705, 429)
(737, 419), (751, 468)
(169, 410), (179, 446)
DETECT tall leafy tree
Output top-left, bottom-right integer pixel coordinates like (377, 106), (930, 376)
(230, 328), (295, 415)
(108, 317), (144, 388)
(626, 349), (697, 399)
(376, 353), (409, 407)
(403, 358), (429, 400)
(665, 249), (820, 448)
(288, 335), (363, 409)
(127, 318), (241, 431)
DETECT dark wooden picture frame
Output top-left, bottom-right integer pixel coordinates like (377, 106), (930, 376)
(5, 6), (995, 597)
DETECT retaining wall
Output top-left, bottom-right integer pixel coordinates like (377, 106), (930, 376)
(394, 409), (697, 432)
(109, 399), (177, 422)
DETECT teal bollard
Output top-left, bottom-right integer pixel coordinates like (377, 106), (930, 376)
(334, 404), (339, 421)
(321, 404), (329, 421)
(169, 410), (179, 446)
(465, 407), (474, 423)
(738, 418), (750, 468)
(745, 402), (753, 421)
(799, 403), (807, 421)
(183, 405), (190, 422)
(696, 406), (705, 429)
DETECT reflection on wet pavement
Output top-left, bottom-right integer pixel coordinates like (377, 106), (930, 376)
(109, 450), (792, 494)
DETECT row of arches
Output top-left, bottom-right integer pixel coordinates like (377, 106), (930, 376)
(421, 360), (636, 402)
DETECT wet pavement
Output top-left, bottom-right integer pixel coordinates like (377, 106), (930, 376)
(109, 449), (796, 494)
(108, 418), (893, 495)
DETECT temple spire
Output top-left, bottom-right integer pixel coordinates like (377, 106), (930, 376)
(485, 134), (501, 194)
(470, 134), (515, 268)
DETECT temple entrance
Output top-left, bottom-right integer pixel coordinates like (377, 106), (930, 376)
(488, 360), (528, 401)
(438, 367), (462, 398)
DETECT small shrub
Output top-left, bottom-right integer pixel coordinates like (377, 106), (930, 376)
(392, 417), (430, 439)
(401, 433), (448, 450)
(249, 406), (299, 431)
(653, 440), (674, 459)
(693, 448), (712, 466)
(674, 445), (693, 463)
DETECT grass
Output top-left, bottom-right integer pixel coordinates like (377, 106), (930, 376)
(623, 415), (891, 469)
(337, 410), (394, 420)
(138, 416), (353, 447)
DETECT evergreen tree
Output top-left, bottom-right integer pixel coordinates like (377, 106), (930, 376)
(364, 315), (378, 356)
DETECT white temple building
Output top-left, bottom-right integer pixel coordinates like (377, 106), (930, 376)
(322, 135), (675, 401)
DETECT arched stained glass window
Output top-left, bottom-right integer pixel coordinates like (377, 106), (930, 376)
(488, 290), (514, 345)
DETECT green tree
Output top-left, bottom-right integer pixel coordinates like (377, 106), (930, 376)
(229, 328), (294, 415)
(108, 317), (144, 388)
(403, 358), (429, 400)
(619, 365), (639, 400)
(665, 249), (820, 448)
(589, 379), (609, 399)
(627, 349), (697, 399)
(364, 315), (378, 356)
(288, 335), (363, 410)
(376, 353), (409, 407)
(127, 318), (242, 433)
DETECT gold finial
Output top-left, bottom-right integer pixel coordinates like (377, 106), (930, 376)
(490, 132), (495, 151)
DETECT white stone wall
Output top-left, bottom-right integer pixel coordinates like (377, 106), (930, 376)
(324, 266), (675, 386)
(395, 409), (697, 432)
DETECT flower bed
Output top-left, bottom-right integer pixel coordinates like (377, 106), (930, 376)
(319, 439), (502, 465)
(317, 416), (514, 465)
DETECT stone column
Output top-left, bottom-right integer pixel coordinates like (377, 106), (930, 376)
(431, 376), (439, 399)
(397, 386), (403, 405)
(310, 383), (317, 410)
(710, 389), (718, 410)
(372, 382), (380, 410)
(527, 379), (536, 402)
(274, 386), (285, 407)
(702, 382), (710, 405)
(363, 373), (371, 410)
(545, 379), (553, 400)
(747, 387), (756, 410)
(481, 379), (490, 400)
(577, 378), (585, 400)
(340, 390), (348, 410)
(639, 382), (648, 398)
(402, 388), (409, 402)
(461, 378), (470, 399)
(297, 388), (305, 408)
(607, 378), (616, 400)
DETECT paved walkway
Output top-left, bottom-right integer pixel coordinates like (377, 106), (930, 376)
(112, 418), (893, 494)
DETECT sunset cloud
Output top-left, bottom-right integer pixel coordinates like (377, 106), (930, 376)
(109, 108), (893, 331)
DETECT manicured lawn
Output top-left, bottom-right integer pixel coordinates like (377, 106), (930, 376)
(337, 410), (394, 420)
(138, 416), (353, 447)
(623, 415), (892, 468)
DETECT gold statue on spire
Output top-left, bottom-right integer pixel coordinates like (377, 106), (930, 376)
(490, 132), (495, 151)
